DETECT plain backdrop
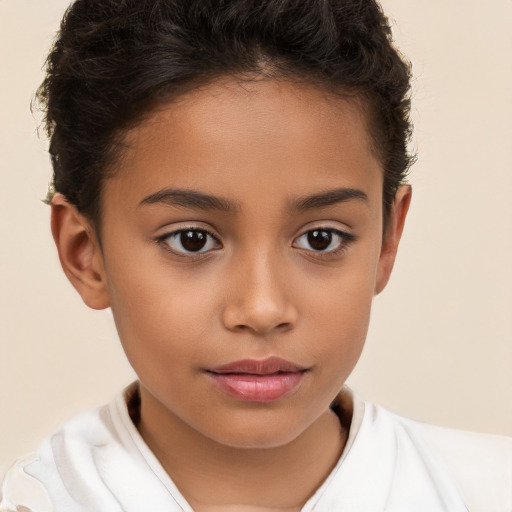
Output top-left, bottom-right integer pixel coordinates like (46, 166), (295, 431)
(1, 0), (511, 477)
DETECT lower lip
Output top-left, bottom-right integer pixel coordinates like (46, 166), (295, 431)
(207, 372), (305, 402)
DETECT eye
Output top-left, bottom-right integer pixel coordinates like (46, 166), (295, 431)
(293, 228), (354, 253)
(160, 229), (221, 255)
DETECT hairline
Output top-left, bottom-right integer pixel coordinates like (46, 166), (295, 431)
(65, 73), (394, 243)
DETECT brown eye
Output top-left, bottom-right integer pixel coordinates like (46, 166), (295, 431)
(161, 228), (221, 255)
(293, 228), (354, 254)
(307, 230), (332, 251)
(181, 230), (208, 252)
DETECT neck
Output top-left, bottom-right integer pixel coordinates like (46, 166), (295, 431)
(136, 385), (349, 511)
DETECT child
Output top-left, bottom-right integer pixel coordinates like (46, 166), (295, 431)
(1, 0), (511, 511)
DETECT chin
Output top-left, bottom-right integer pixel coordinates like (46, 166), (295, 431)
(212, 431), (301, 450)
(199, 411), (311, 450)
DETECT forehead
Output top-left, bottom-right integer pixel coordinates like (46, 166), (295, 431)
(105, 78), (382, 211)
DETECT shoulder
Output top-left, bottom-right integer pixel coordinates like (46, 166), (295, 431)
(1, 454), (55, 512)
(0, 383), (183, 512)
(0, 403), (118, 512)
(395, 413), (512, 512)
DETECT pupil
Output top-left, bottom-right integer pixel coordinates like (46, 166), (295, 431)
(181, 230), (207, 252)
(308, 230), (331, 251)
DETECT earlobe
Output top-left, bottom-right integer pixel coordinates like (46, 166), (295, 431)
(51, 194), (110, 310)
(375, 185), (412, 295)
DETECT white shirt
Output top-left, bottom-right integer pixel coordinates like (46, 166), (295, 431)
(1, 384), (511, 511)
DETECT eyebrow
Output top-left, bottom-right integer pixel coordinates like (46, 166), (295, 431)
(139, 188), (238, 213)
(291, 188), (368, 211)
(139, 186), (368, 214)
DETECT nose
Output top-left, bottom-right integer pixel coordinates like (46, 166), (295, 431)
(221, 250), (298, 335)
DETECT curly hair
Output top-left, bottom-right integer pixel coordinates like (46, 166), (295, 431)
(37, 0), (414, 229)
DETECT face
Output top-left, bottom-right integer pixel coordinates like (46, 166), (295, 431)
(75, 78), (406, 449)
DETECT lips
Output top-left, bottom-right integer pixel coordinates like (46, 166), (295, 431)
(206, 357), (308, 402)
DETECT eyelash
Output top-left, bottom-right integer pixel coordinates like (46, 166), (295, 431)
(157, 227), (221, 259)
(292, 228), (356, 258)
(156, 226), (356, 259)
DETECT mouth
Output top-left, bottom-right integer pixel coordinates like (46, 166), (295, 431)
(206, 357), (308, 402)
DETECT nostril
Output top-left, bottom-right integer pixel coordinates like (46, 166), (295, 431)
(221, 291), (299, 334)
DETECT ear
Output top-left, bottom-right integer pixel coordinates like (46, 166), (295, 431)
(51, 193), (110, 310)
(375, 185), (412, 295)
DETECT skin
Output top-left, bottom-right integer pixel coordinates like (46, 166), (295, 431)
(51, 77), (411, 511)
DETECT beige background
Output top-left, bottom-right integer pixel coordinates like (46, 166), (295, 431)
(1, 0), (511, 477)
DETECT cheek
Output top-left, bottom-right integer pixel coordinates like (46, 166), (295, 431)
(105, 258), (218, 376)
(307, 300), (371, 410)
(309, 287), (372, 369)
(301, 251), (379, 371)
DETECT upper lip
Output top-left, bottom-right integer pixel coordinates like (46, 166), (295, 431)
(208, 357), (307, 375)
